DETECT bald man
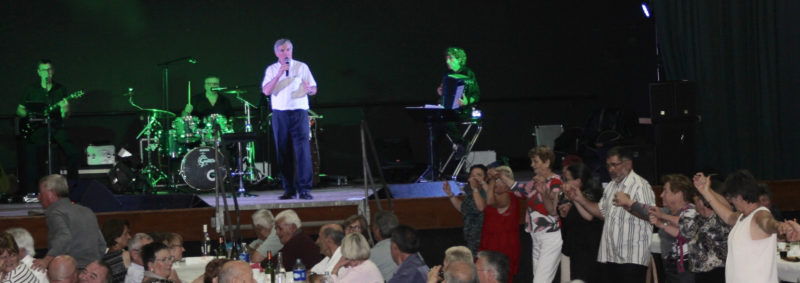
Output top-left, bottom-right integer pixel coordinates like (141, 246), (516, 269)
(48, 255), (78, 283)
(309, 223), (344, 280)
(217, 261), (256, 283)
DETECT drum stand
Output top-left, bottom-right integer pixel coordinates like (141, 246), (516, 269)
(135, 113), (166, 191)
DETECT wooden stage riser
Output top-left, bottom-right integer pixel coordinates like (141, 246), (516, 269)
(0, 198), (465, 250)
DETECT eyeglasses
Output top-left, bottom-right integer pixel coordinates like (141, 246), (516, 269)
(605, 161), (625, 169)
(346, 225), (361, 231)
(155, 256), (175, 263)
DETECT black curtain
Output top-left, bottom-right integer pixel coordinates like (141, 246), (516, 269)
(653, 0), (800, 179)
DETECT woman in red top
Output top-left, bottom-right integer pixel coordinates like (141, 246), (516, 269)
(496, 146), (562, 283)
(477, 165), (521, 282)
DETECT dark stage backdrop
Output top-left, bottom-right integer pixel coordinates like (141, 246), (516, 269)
(653, 0), (800, 179)
(1, 1), (658, 181)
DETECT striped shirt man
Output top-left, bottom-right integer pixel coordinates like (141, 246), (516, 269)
(597, 170), (655, 266)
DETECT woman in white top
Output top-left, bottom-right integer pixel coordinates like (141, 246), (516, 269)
(694, 170), (798, 283)
(331, 233), (383, 283)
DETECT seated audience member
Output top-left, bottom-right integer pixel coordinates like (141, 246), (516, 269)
(33, 174), (106, 270)
(101, 218), (131, 283)
(475, 251), (509, 283)
(443, 246), (473, 268)
(248, 209), (283, 263)
(368, 210), (399, 281)
(161, 233), (185, 262)
(427, 246), (478, 283)
(557, 163), (603, 282)
(475, 166), (520, 281)
(0, 232), (38, 282)
(141, 242), (178, 283)
(757, 183), (784, 221)
(617, 174), (698, 281)
(331, 233), (383, 283)
(124, 233), (153, 283)
(48, 255), (78, 283)
(442, 165), (488, 255)
(387, 225), (429, 283)
(78, 260), (111, 283)
(343, 214), (371, 244)
(694, 170), (799, 283)
(217, 261), (256, 283)
(5, 227), (49, 283)
(309, 223), (344, 280)
(191, 258), (229, 283)
(270, 209), (323, 269)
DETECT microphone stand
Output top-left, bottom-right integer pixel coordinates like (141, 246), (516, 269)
(157, 56), (196, 190)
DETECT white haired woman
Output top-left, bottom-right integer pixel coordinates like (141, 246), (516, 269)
(4, 228), (48, 283)
(248, 209), (284, 263)
(330, 233), (383, 282)
(0, 232), (38, 282)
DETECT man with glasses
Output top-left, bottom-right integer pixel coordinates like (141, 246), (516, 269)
(79, 260), (111, 283)
(181, 75), (234, 118)
(567, 146), (655, 283)
(15, 59), (80, 203)
(125, 233), (153, 283)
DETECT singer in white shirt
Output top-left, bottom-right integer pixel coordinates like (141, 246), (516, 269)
(261, 38), (318, 200)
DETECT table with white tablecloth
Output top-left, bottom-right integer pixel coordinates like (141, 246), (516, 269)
(778, 257), (800, 283)
(172, 256), (267, 283)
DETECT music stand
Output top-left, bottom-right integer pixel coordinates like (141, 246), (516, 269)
(404, 107), (464, 182)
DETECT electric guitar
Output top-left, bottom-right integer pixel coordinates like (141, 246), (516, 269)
(19, 90), (85, 139)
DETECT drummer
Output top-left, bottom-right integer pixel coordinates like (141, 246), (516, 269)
(181, 75), (235, 118)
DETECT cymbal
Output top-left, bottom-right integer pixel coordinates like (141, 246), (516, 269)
(142, 108), (176, 118)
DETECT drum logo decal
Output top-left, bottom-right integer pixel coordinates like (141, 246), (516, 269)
(197, 152), (216, 167)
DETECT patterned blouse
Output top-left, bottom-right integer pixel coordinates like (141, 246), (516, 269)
(511, 175), (562, 234)
(660, 205), (698, 274)
(684, 211), (731, 272)
(460, 184), (484, 255)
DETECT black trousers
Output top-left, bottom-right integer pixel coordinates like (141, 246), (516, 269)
(599, 262), (648, 283)
(21, 127), (80, 194)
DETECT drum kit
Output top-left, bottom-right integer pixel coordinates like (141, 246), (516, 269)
(125, 90), (264, 194)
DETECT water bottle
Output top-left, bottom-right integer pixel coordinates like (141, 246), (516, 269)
(292, 258), (306, 283)
(202, 224), (211, 256)
(238, 242), (250, 262)
(320, 272), (334, 283)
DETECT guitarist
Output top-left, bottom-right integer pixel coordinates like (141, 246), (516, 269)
(15, 59), (80, 202)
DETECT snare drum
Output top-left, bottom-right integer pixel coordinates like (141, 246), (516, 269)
(171, 116), (201, 143)
(180, 147), (227, 190)
(201, 114), (234, 145)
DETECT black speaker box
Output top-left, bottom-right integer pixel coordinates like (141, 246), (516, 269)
(649, 81), (697, 123)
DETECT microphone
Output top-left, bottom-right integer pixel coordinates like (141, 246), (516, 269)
(210, 87), (227, 91)
(284, 57), (290, 77)
(123, 88), (134, 96)
(188, 57), (198, 64)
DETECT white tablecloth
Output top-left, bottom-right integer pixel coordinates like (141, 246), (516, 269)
(173, 257), (267, 283)
(778, 256), (800, 283)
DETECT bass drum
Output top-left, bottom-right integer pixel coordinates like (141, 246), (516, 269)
(180, 147), (227, 191)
